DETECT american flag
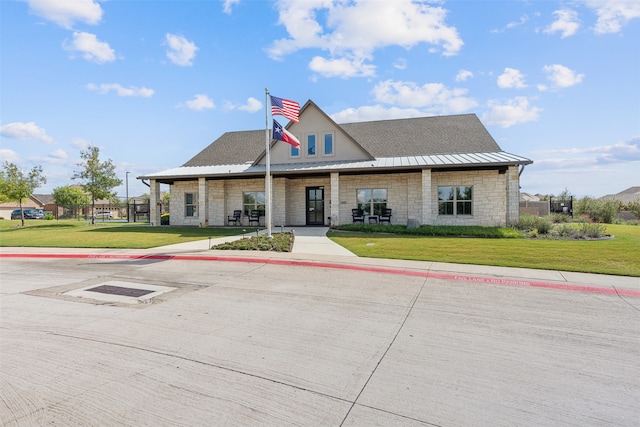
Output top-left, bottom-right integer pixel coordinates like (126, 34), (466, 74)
(270, 95), (300, 123)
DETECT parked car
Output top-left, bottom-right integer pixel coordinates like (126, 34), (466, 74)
(92, 212), (114, 219)
(11, 209), (44, 220)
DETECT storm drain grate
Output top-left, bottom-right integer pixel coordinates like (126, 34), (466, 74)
(86, 285), (154, 298)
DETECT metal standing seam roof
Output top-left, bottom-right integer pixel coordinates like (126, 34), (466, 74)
(142, 152), (533, 180)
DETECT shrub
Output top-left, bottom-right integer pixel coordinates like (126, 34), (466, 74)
(579, 222), (607, 238)
(514, 214), (539, 231)
(555, 223), (577, 238)
(574, 197), (622, 223)
(160, 213), (170, 225)
(211, 232), (294, 252)
(44, 213), (55, 220)
(548, 213), (571, 223)
(536, 217), (552, 234)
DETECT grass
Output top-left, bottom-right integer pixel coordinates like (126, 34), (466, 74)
(328, 224), (640, 277)
(0, 220), (254, 249)
(2, 219), (639, 277)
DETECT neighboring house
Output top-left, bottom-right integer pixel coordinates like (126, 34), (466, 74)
(0, 195), (45, 219)
(32, 194), (64, 218)
(599, 186), (640, 204)
(140, 100), (533, 227)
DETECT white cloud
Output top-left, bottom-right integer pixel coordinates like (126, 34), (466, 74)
(331, 105), (425, 123)
(541, 64), (584, 90)
(71, 137), (92, 149)
(393, 58), (408, 70)
(309, 56), (376, 78)
(181, 94), (215, 111)
(268, 0), (462, 79)
(497, 68), (527, 89)
(0, 149), (20, 163)
(222, 0), (241, 14)
(224, 97), (262, 113)
(87, 83), (154, 97)
(491, 14), (530, 33)
(165, 33), (198, 66)
(64, 31), (116, 64)
(0, 122), (55, 144)
(583, 0), (640, 34)
(49, 148), (68, 160)
(482, 96), (542, 127)
(535, 136), (640, 163)
(455, 69), (473, 82)
(544, 9), (580, 38)
(373, 79), (478, 114)
(27, 0), (103, 29)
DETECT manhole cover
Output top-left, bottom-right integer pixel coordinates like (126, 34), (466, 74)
(86, 285), (154, 298)
(63, 281), (177, 305)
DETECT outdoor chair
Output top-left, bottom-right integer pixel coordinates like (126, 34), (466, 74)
(352, 208), (364, 224)
(248, 209), (261, 226)
(227, 210), (242, 226)
(379, 208), (392, 224)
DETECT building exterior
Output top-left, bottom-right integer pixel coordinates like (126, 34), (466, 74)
(140, 100), (533, 228)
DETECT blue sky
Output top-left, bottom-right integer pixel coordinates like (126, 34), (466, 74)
(1, 0), (639, 200)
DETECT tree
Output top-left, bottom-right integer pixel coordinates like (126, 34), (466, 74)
(52, 185), (90, 218)
(0, 162), (47, 226)
(72, 145), (122, 224)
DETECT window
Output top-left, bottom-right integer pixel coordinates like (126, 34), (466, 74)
(307, 134), (316, 156)
(243, 191), (265, 216)
(323, 133), (334, 156)
(357, 188), (387, 215)
(185, 193), (197, 217)
(290, 144), (299, 157)
(438, 186), (473, 215)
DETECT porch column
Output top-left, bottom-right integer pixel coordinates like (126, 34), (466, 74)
(505, 166), (520, 226)
(421, 169), (432, 225)
(149, 179), (161, 227)
(198, 177), (208, 227)
(330, 172), (340, 226)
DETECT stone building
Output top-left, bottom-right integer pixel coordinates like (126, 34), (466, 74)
(140, 100), (533, 227)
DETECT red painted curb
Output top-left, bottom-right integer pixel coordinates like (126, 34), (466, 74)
(2, 253), (639, 298)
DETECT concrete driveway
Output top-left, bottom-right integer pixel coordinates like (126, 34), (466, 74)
(1, 244), (639, 426)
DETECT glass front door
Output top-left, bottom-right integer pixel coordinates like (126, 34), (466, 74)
(306, 187), (324, 225)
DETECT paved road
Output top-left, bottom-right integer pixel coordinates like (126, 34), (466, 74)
(1, 244), (639, 426)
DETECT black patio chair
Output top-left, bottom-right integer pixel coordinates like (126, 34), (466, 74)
(379, 208), (392, 224)
(248, 209), (261, 226)
(352, 208), (364, 224)
(227, 210), (242, 226)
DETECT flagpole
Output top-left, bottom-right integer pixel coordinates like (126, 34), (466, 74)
(264, 88), (272, 239)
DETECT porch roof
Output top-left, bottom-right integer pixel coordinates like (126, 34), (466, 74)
(140, 151), (533, 181)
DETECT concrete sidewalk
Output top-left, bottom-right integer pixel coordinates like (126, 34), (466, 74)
(149, 227), (357, 257)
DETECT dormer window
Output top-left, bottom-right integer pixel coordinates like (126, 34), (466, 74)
(307, 134), (316, 157)
(323, 133), (334, 156)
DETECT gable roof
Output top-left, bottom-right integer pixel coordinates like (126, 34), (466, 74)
(141, 104), (532, 182)
(184, 130), (265, 167)
(341, 114), (501, 157)
(183, 112), (502, 167)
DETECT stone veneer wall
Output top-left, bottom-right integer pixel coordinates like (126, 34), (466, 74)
(430, 169), (509, 226)
(338, 174), (410, 225)
(167, 167), (519, 227)
(286, 177), (331, 225)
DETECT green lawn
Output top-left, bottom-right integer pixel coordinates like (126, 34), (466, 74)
(0, 220), (253, 249)
(328, 224), (640, 277)
(2, 220), (639, 277)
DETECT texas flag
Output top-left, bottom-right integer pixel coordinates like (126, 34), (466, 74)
(272, 120), (300, 148)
